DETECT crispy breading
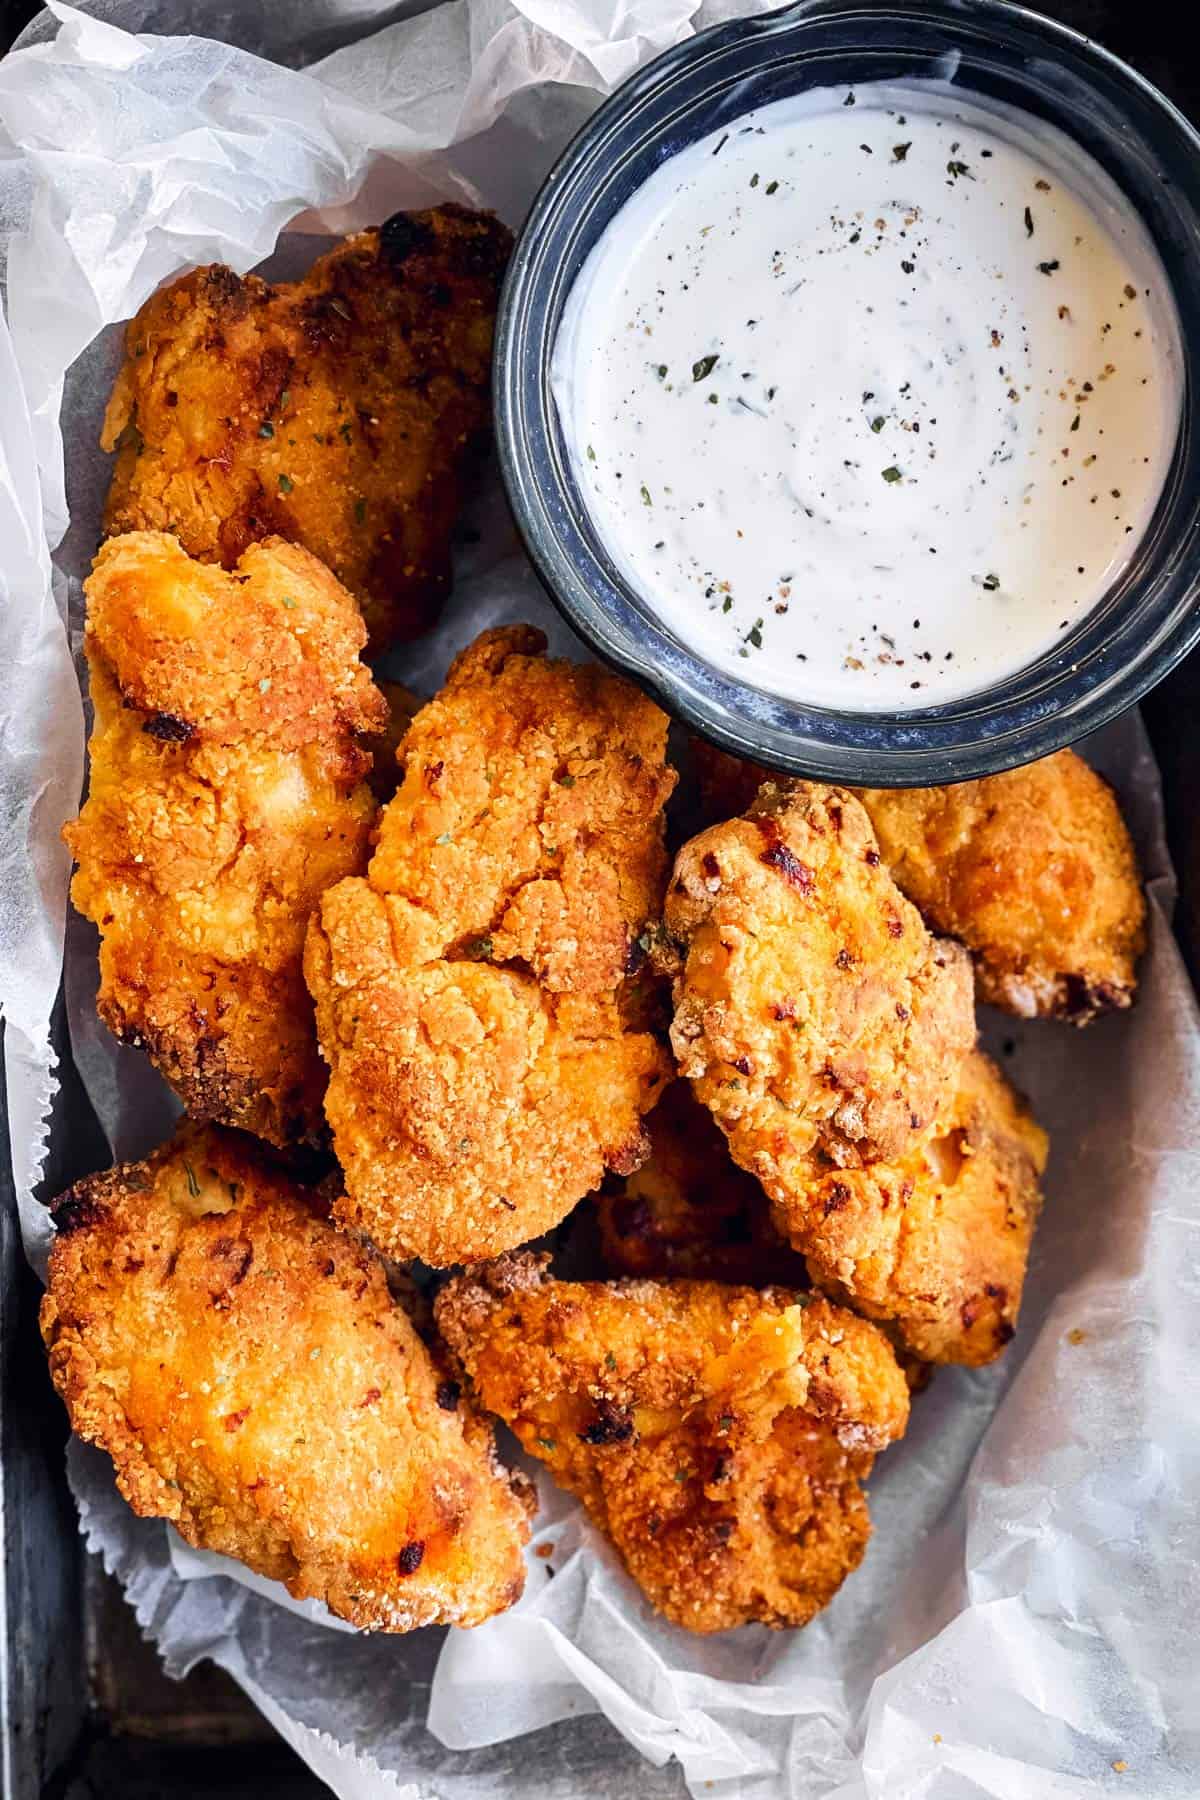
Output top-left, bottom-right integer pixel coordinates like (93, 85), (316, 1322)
(775, 1050), (1047, 1365)
(436, 1253), (909, 1633)
(41, 1127), (534, 1632)
(101, 206), (511, 650)
(691, 739), (1145, 1024)
(596, 1082), (809, 1286)
(856, 760), (1145, 1023)
(305, 626), (677, 1265)
(666, 781), (976, 1182)
(65, 532), (386, 1144)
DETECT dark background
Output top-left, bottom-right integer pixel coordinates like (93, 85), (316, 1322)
(1, 0), (1196, 1795)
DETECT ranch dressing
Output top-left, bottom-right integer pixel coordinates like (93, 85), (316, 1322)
(552, 82), (1182, 709)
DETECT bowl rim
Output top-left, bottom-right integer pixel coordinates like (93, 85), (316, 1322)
(493, 0), (1200, 784)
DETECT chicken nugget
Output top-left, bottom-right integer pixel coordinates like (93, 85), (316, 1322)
(856, 758), (1145, 1022)
(42, 1126), (534, 1631)
(101, 206), (511, 650)
(778, 1050), (1047, 1364)
(667, 781), (976, 1184)
(596, 1082), (808, 1286)
(436, 1253), (909, 1633)
(65, 531), (387, 1144)
(691, 740), (1145, 1024)
(305, 626), (677, 1265)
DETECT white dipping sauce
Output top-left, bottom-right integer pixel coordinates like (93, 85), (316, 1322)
(552, 82), (1183, 709)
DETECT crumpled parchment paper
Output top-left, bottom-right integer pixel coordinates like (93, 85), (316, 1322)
(2, 3), (1199, 1796)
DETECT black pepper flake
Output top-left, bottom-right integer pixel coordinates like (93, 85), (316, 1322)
(397, 1541), (425, 1575)
(892, 142), (911, 162)
(1037, 260), (1061, 276)
(946, 160), (973, 180)
(981, 572), (1000, 591)
(1024, 206), (1034, 237)
(692, 353), (719, 382)
(713, 133), (728, 156)
(435, 1380), (460, 1411)
(900, 259), (914, 274)
(1070, 414), (1080, 432)
(843, 90), (856, 106)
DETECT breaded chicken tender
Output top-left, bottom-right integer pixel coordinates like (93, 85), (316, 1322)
(437, 1253), (909, 1633)
(691, 740), (1145, 1024)
(856, 761), (1145, 1023)
(596, 1082), (808, 1287)
(65, 532), (386, 1144)
(42, 1127), (534, 1631)
(101, 206), (511, 649)
(776, 1050), (1047, 1365)
(667, 781), (975, 1184)
(305, 626), (677, 1266)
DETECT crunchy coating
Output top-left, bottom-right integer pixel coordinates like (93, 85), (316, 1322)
(41, 1127), (534, 1632)
(856, 760), (1145, 1023)
(596, 1082), (809, 1287)
(667, 781), (975, 1181)
(437, 1253), (909, 1633)
(777, 1051), (1047, 1365)
(101, 206), (511, 649)
(692, 739), (1145, 1024)
(65, 532), (386, 1145)
(305, 626), (677, 1265)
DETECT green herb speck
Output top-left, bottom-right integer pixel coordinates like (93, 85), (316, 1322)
(692, 353), (720, 383)
(258, 421), (274, 439)
(881, 465), (903, 483)
(641, 483), (653, 506)
(278, 473), (294, 494)
(354, 497), (367, 523)
(183, 1162), (200, 1199)
(871, 416), (885, 433)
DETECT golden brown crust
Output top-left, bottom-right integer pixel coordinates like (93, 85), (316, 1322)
(42, 1127), (533, 1632)
(305, 626), (678, 1265)
(436, 1254), (909, 1633)
(776, 1051), (1048, 1365)
(666, 781), (976, 1180)
(64, 532), (386, 1145)
(595, 1081), (809, 1286)
(101, 206), (512, 650)
(692, 740), (1145, 1025)
(856, 758), (1146, 1023)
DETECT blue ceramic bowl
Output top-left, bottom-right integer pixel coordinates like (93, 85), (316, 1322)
(493, 0), (1200, 784)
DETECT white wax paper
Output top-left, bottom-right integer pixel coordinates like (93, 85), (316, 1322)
(1, 3), (1199, 1796)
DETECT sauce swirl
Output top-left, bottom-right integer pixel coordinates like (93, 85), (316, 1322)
(553, 82), (1182, 709)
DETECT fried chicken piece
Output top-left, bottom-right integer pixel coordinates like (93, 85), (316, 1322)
(777, 1051), (1047, 1365)
(596, 1082), (808, 1286)
(65, 532), (386, 1144)
(856, 761), (1145, 1022)
(667, 781), (975, 1187)
(692, 740), (1145, 1024)
(437, 1253), (909, 1633)
(305, 626), (677, 1265)
(42, 1126), (534, 1631)
(101, 206), (511, 650)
